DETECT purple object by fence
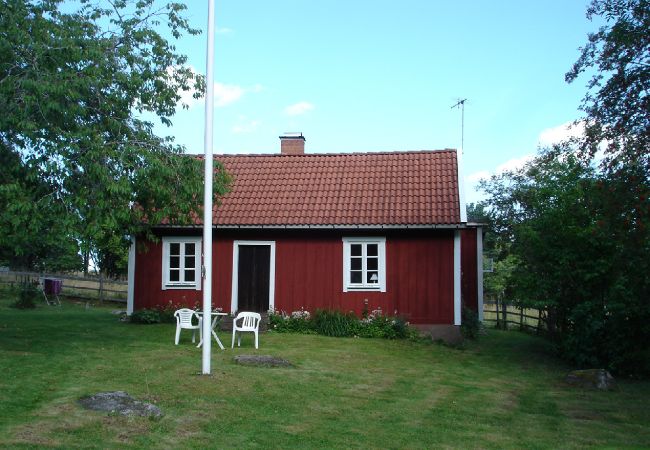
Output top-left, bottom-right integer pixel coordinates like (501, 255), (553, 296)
(44, 278), (63, 295)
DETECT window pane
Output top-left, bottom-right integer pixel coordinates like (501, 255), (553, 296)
(170, 243), (180, 255)
(367, 257), (378, 270)
(169, 269), (180, 282)
(351, 271), (362, 284)
(170, 256), (180, 269)
(351, 244), (362, 256)
(185, 270), (195, 282)
(351, 257), (362, 270)
(367, 271), (379, 284)
(367, 244), (378, 256)
(185, 243), (195, 255)
(185, 256), (195, 269)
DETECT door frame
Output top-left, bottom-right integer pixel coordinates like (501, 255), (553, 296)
(230, 240), (276, 313)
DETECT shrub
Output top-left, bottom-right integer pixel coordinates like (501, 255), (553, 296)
(358, 309), (412, 339)
(12, 282), (39, 309)
(313, 309), (359, 337)
(270, 307), (419, 340)
(269, 309), (315, 333)
(130, 309), (161, 324)
(157, 300), (187, 324)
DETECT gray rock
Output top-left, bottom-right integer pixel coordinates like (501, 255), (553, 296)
(234, 355), (292, 367)
(565, 369), (616, 390)
(78, 391), (163, 417)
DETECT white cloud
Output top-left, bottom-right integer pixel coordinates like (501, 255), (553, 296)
(232, 118), (261, 134)
(538, 120), (585, 147)
(463, 155), (534, 205)
(175, 79), (262, 110)
(177, 85), (199, 108)
(216, 26), (233, 34)
(285, 101), (314, 116)
(214, 82), (245, 107)
(495, 154), (534, 174)
(464, 171), (491, 205)
(466, 170), (491, 183)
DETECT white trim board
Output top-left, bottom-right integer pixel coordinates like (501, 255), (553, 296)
(453, 230), (461, 326)
(476, 228), (484, 322)
(127, 237), (136, 315)
(230, 240), (276, 313)
(457, 148), (468, 223)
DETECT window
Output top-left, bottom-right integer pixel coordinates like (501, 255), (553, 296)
(342, 237), (386, 292)
(162, 237), (202, 290)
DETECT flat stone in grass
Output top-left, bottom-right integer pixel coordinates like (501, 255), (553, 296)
(565, 369), (616, 390)
(78, 391), (162, 418)
(234, 355), (292, 367)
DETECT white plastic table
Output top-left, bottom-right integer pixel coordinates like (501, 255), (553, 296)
(195, 311), (227, 350)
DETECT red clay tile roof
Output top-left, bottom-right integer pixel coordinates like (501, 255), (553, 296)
(210, 150), (461, 226)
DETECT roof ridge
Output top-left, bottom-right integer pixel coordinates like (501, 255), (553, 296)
(208, 149), (457, 158)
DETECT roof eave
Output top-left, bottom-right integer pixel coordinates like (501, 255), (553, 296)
(153, 223), (469, 230)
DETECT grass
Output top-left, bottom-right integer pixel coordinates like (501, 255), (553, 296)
(1, 292), (649, 448)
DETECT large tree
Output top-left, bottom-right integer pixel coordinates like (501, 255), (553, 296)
(0, 0), (228, 273)
(481, 147), (649, 374)
(566, 0), (649, 172)
(0, 147), (82, 271)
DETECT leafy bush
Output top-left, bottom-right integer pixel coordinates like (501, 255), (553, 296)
(270, 307), (418, 340)
(157, 300), (187, 324)
(312, 309), (359, 337)
(482, 149), (650, 374)
(358, 310), (414, 339)
(12, 282), (39, 309)
(129, 309), (161, 324)
(269, 309), (315, 333)
(461, 307), (481, 339)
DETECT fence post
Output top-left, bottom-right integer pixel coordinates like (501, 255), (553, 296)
(519, 307), (524, 331)
(495, 298), (501, 329)
(501, 298), (508, 330)
(99, 274), (104, 303)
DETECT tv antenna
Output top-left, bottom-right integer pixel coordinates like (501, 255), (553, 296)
(451, 98), (467, 153)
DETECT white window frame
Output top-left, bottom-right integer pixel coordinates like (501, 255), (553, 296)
(342, 237), (386, 292)
(161, 236), (202, 290)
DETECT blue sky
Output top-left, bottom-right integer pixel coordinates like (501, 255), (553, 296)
(152, 0), (600, 203)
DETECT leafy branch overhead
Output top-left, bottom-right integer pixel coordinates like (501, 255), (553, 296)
(566, 0), (649, 171)
(0, 0), (229, 273)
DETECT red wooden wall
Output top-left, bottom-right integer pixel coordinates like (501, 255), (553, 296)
(133, 229), (479, 324)
(461, 228), (479, 311)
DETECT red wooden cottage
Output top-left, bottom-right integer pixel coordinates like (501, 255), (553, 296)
(127, 134), (484, 337)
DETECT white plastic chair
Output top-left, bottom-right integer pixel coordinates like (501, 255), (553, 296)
(174, 308), (202, 345)
(231, 312), (261, 349)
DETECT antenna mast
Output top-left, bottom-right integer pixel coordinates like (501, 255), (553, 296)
(450, 98), (467, 153)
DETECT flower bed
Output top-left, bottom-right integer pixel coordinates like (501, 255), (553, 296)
(269, 307), (419, 340)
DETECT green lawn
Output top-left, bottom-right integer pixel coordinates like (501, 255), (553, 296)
(1, 296), (649, 449)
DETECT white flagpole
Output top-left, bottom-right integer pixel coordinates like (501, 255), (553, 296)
(202, 0), (215, 375)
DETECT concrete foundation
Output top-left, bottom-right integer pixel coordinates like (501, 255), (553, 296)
(412, 324), (463, 345)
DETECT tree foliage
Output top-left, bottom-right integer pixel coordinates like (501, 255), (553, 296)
(566, 0), (649, 171)
(0, 147), (82, 271)
(0, 0), (229, 273)
(481, 147), (650, 374)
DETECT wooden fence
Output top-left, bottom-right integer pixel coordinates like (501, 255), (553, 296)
(0, 270), (127, 303)
(482, 301), (546, 334)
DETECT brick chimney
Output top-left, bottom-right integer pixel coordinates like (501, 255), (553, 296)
(280, 133), (305, 155)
